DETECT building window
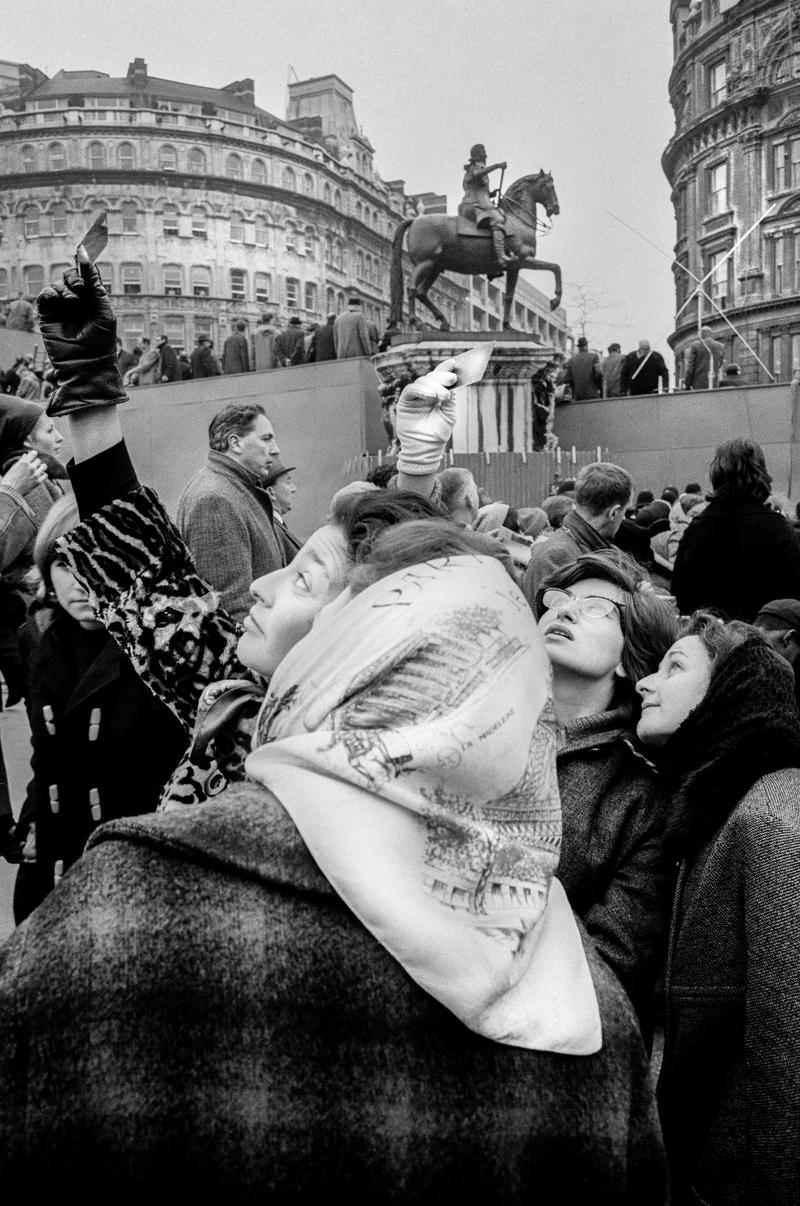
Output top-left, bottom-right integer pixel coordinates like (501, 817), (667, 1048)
(159, 144), (177, 172)
(23, 205), (39, 238)
(122, 263), (142, 294)
(773, 334), (784, 379)
(356, 250), (365, 279)
(304, 226), (316, 259)
(336, 290), (345, 313)
(87, 141), (105, 170)
(304, 281), (317, 311)
(709, 58), (727, 106)
(325, 233), (333, 264)
(226, 153), (243, 180)
(121, 201), (138, 233)
(775, 36), (800, 82)
(164, 317), (185, 354)
(230, 211), (244, 242)
(254, 272), (271, 304)
(708, 162), (727, 215)
(707, 249), (729, 306)
(0, 269), (7, 301)
(230, 269), (246, 301)
(191, 207), (207, 238)
(162, 204), (180, 236)
(21, 145), (36, 172)
(323, 183), (332, 205)
(285, 224), (296, 252)
(283, 166), (295, 191)
(23, 265), (44, 295)
(334, 238), (344, 271)
(355, 202), (362, 223)
(792, 333), (800, 377)
(774, 236), (787, 293)
(188, 147), (206, 174)
(48, 142), (65, 170)
(121, 314), (145, 347)
(773, 137), (800, 191)
(334, 189), (342, 210)
(254, 215), (269, 246)
(285, 277), (299, 307)
(191, 265), (211, 297)
(96, 262), (113, 290)
(325, 286), (335, 312)
(303, 173), (314, 196)
(252, 158), (268, 185)
(163, 264), (182, 296)
(117, 142), (135, 170)
(50, 202), (68, 236)
(194, 316), (214, 341)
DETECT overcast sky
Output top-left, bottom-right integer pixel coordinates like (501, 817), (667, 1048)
(4, 0), (678, 366)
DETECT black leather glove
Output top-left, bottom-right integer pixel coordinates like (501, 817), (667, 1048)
(0, 814), (21, 864)
(36, 251), (128, 416)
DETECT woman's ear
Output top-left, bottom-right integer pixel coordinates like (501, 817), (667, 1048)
(613, 661), (627, 680)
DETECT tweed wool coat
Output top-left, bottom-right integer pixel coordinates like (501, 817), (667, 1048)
(658, 769), (800, 1205)
(0, 783), (669, 1203)
(177, 449), (284, 622)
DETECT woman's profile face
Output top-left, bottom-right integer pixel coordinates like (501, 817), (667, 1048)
(25, 414), (63, 460)
(635, 634), (712, 746)
(237, 523), (351, 678)
(537, 576), (626, 686)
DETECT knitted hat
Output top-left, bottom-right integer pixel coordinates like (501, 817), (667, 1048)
(754, 598), (800, 631)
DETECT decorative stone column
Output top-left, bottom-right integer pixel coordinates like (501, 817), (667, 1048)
(373, 332), (560, 454)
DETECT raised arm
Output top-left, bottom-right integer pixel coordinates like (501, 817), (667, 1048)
(394, 361), (457, 499)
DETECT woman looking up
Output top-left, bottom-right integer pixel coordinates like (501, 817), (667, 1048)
(636, 614), (800, 1205)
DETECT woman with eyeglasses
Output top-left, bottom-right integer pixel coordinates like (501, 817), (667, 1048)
(634, 613), (800, 1205)
(532, 550), (680, 1045)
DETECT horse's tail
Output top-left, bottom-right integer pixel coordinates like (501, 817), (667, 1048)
(387, 217), (413, 328)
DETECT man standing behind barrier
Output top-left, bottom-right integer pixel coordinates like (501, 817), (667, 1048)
(621, 340), (669, 396)
(334, 296), (374, 359)
(683, 326), (725, 390)
(177, 403), (283, 621)
(601, 343), (625, 398)
(564, 337), (602, 401)
(222, 320), (251, 374)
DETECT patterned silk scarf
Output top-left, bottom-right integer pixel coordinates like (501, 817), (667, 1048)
(246, 554), (601, 1054)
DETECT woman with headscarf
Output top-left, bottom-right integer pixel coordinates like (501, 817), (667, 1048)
(636, 613), (800, 1204)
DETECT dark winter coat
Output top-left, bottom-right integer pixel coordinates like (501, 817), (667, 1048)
(189, 344), (221, 378)
(564, 349), (602, 400)
(157, 341), (178, 382)
(0, 782), (669, 1203)
(274, 322), (305, 366)
(221, 330), (250, 374)
(12, 605), (187, 920)
(307, 319), (337, 361)
(621, 350), (669, 395)
(671, 495), (800, 621)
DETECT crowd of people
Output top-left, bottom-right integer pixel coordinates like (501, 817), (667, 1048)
(0, 256), (796, 1204)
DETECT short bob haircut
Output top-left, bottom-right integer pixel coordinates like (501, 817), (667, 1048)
(534, 548), (680, 705)
(709, 437), (772, 504)
(33, 493), (81, 599)
(348, 518), (518, 595)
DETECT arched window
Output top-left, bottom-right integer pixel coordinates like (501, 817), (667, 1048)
(325, 233), (333, 264)
(285, 223), (296, 252)
(334, 238), (344, 271)
(188, 147), (206, 174)
(334, 189), (342, 210)
(87, 142), (105, 170)
(226, 153), (243, 180)
(304, 281), (317, 311)
(295, 227), (305, 256)
(191, 207), (207, 237)
(23, 265), (44, 295)
(365, 254), (372, 283)
(230, 268), (246, 300)
(323, 183), (332, 205)
(48, 142), (65, 171)
(254, 272), (271, 305)
(336, 290), (345, 313)
(303, 173), (314, 196)
(282, 166), (295, 191)
(355, 202), (362, 223)
(191, 265), (211, 297)
(50, 202), (68, 236)
(21, 145), (36, 172)
(117, 142), (135, 170)
(159, 144), (177, 172)
(356, 250), (365, 279)
(162, 204), (179, 236)
(121, 263), (142, 294)
(163, 264), (183, 296)
(372, 209), (379, 229)
(121, 202), (138, 233)
(304, 226), (316, 260)
(252, 158), (268, 185)
(254, 215), (269, 246)
(230, 211), (244, 242)
(325, 286), (335, 313)
(23, 205), (39, 238)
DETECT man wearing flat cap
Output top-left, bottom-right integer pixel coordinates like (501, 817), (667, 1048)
(265, 460), (302, 563)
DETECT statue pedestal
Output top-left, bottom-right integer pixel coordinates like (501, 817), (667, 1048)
(373, 332), (560, 454)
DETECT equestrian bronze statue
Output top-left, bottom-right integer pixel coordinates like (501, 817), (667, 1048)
(387, 165), (561, 332)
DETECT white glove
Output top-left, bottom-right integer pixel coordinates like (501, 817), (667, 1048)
(395, 362), (458, 475)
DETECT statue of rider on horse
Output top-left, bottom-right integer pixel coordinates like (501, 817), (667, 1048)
(459, 143), (514, 271)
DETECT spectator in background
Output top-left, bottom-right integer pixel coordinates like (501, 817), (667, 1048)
(116, 338), (137, 379)
(176, 353), (193, 381)
(14, 359), (41, 401)
(222, 320), (251, 375)
(717, 363), (742, 387)
(156, 334), (178, 383)
(6, 292), (35, 333)
(683, 326), (725, 391)
(274, 317), (305, 367)
(265, 459), (302, 564)
(541, 494), (574, 530)
(672, 437), (800, 621)
(661, 485), (679, 505)
(436, 467), (480, 529)
(127, 337), (160, 386)
(754, 598), (800, 707)
(1, 358), (25, 395)
(190, 335), (221, 379)
(651, 491), (707, 573)
(621, 341), (669, 396)
(684, 481), (703, 495)
(601, 342), (625, 398)
(334, 296), (374, 359)
(555, 478), (576, 496)
(563, 337), (602, 401)
(252, 313), (281, 370)
(307, 313), (337, 362)
(303, 323), (318, 362)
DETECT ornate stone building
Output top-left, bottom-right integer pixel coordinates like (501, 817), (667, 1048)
(664, 1), (800, 383)
(0, 59), (568, 356)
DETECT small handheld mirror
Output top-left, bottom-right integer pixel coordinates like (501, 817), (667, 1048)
(445, 341), (495, 387)
(76, 210), (109, 268)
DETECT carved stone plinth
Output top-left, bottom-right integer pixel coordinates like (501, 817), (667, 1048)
(373, 331), (561, 454)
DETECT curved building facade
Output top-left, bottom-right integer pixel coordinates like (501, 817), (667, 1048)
(664, 1), (800, 384)
(0, 58), (568, 356)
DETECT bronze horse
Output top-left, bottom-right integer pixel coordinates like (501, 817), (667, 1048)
(387, 170), (561, 331)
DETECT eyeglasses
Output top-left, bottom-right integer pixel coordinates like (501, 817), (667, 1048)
(541, 588), (626, 619)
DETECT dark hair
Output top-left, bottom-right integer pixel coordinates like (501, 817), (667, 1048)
(678, 610), (753, 665)
(348, 518), (518, 594)
(329, 490), (443, 567)
(607, 343), (621, 353)
(555, 479), (576, 495)
(635, 490), (654, 508)
(235, 320), (246, 332)
(709, 438), (772, 504)
(535, 549), (680, 706)
(364, 460), (399, 488)
(684, 481), (702, 494)
(541, 495), (574, 529)
(208, 403), (267, 451)
(575, 463), (633, 515)
(660, 486), (679, 504)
